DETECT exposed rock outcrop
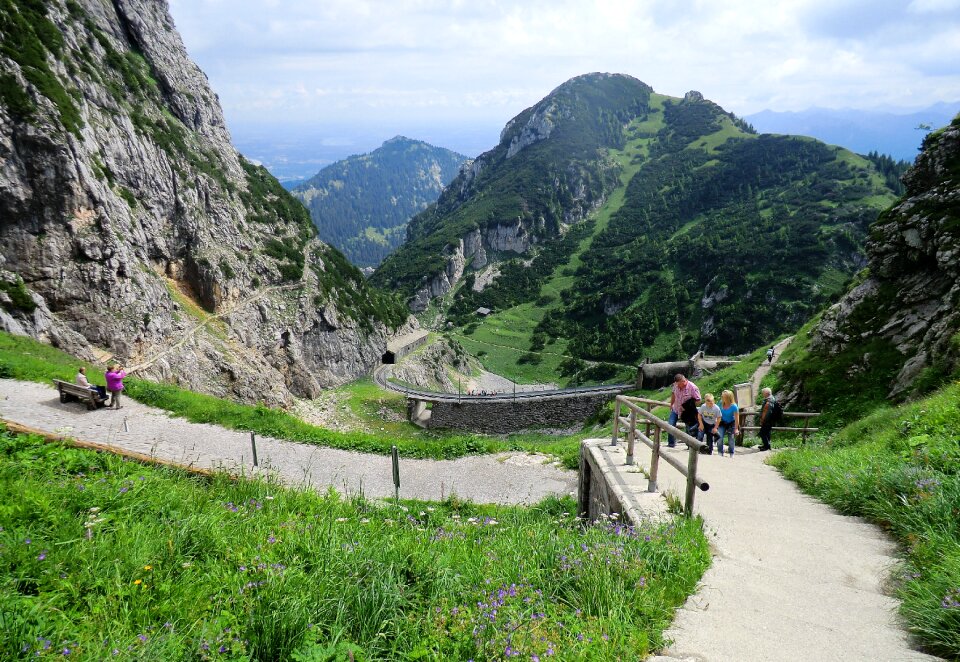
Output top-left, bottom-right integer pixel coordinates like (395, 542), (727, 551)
(0, 0), (405, 405)
(806, 113), (960, 396)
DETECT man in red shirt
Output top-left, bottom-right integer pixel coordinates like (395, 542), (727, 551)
(668, 373), (701, 447)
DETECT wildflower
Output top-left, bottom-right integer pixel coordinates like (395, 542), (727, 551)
(89, 507), (101, 513)
(264, 495), (274, 500)
(268, 535), (277, 544)
(143, 565), (152, 571)
(336, 517), (349, 523)
(119, 487), (128, 494)
(182, 562), (192, 568)
(138, 634), (147, 643)
(133, 579), (142, 585)
(38, 550), (47, 561)
(62, 648), (71, 655)
(360, 518), (370, 524)
(24, 538), (31, 545)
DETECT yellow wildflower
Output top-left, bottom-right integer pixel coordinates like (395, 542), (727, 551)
(133, 579), (142, 585)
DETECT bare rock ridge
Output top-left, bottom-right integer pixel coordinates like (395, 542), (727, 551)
(806, 112), (960, 396)
(0, 0), (407, 405)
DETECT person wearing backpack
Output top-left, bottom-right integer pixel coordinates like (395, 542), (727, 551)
(766, 347), (775, 364)
(758, 387), (781, 451)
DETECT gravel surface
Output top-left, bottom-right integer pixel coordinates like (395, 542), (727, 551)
(0, 379), (576, 504)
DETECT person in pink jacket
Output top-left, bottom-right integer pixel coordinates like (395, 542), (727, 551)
(104, 364), (127, 409)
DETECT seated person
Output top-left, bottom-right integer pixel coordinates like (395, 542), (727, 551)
(76, 366), (107, 401)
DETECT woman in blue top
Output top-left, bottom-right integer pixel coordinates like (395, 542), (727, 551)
(717, 390), (740, 457)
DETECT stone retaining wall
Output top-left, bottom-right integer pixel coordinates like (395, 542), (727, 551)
(424, 392), (611, 434)
(578, 439), (646, 525)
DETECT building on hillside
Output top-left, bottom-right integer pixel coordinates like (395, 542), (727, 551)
(382, 329), (430, 364)
(475, 307), (491, 317)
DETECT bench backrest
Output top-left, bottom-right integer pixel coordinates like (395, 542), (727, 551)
(54, 379), (96, 398)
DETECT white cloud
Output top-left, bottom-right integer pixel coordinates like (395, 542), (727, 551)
(167, 0), (960, 132)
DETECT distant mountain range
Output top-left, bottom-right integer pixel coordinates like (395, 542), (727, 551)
(744, 102), (960, 161)
(292, 137), (468, 268)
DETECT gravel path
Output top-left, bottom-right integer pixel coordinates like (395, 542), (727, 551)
(0, 379), (576, 504)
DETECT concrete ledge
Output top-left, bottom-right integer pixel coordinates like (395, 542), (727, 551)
(578, 438), (666, 525)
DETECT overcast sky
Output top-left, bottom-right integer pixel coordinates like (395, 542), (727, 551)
(167, 0), (960, 165)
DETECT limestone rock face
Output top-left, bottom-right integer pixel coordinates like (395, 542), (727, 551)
(808, 113), (960, 396)
(0, 0), (403, 405)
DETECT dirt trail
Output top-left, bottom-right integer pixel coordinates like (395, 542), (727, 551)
(0, 379), (576, 505)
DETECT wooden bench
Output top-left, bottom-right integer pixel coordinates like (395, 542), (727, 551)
(54, 379), (107, 410)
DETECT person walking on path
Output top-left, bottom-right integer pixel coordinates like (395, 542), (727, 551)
(104, 364), (128, 410)
(697, 393), (721, 455)
(757, 387), (777, 451)
(75, 366), (107, 401)
(766, 347), (775, 364)
(717, 390), (739, 457)
(668, 373), (701, 447)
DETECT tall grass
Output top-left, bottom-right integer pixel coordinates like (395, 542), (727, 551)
(0, 332), (585, 468)
(0, 429), (711, 660)
(769, 382), (960, 657)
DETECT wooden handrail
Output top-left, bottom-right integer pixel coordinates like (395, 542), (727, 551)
(612, 395), (707, 516)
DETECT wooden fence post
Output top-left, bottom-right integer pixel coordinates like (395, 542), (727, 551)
(648, 426), (661, 493)
(685, 444), (699, 516)
(611, 398), (621, 446)
(625, 409), (637, 465)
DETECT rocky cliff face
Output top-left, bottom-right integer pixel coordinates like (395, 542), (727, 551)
(0, 0), (406, 405)
(805, 113), (960, 396)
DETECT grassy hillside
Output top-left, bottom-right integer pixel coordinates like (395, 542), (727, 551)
(770, 382), (960, 657)
(0, 427), (710, 660)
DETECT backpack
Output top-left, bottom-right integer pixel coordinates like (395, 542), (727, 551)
(769, 399), (785, 424)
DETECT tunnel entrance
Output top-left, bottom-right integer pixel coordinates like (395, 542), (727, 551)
(382, 351), (396, 365)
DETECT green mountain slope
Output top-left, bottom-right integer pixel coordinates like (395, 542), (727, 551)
(372, 73), (654, 299)
(374, 74), (905, 380)
(292, 137), (467, 268)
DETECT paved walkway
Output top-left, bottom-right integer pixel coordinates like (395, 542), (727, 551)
(0, 379), (576, 505)
(623, 343), (940, 661)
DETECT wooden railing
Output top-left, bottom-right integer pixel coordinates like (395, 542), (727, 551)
(738, 411), (820, 443)
(611, 395), (709, 516)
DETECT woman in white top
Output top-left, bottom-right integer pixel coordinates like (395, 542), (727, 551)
(76, 367), (107, 401)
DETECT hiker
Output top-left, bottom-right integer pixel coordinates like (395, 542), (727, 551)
(717, 390), (739, 457)
(75, 366), (107, 401)
(668, 373), (701, 448)
(697, 393), (721, 455)
(104, 364), (128, 410)
(757, 387), (777, 451)
(766, 347), (775, 364)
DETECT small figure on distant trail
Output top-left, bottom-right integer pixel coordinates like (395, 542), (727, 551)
(766, 347), (775, 364)
(104, 364), (127, 410)
(668, 373), (701, 448)
(757, 387), (778, 451)
(75, 366), (107, 402)
(717, 390), (739, 457)
(697, 393), (721, 455)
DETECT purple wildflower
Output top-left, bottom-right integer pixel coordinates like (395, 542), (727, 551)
(267, 534), (277, 544)
(37, 550), (47, 561)
(119, 487), (128, 494)
(61, 648), (71, 656)
(137, 634), (147, 643)
(24, 538), (31, 545)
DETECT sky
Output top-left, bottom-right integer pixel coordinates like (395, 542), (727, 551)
(167, 0), (960, 178)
